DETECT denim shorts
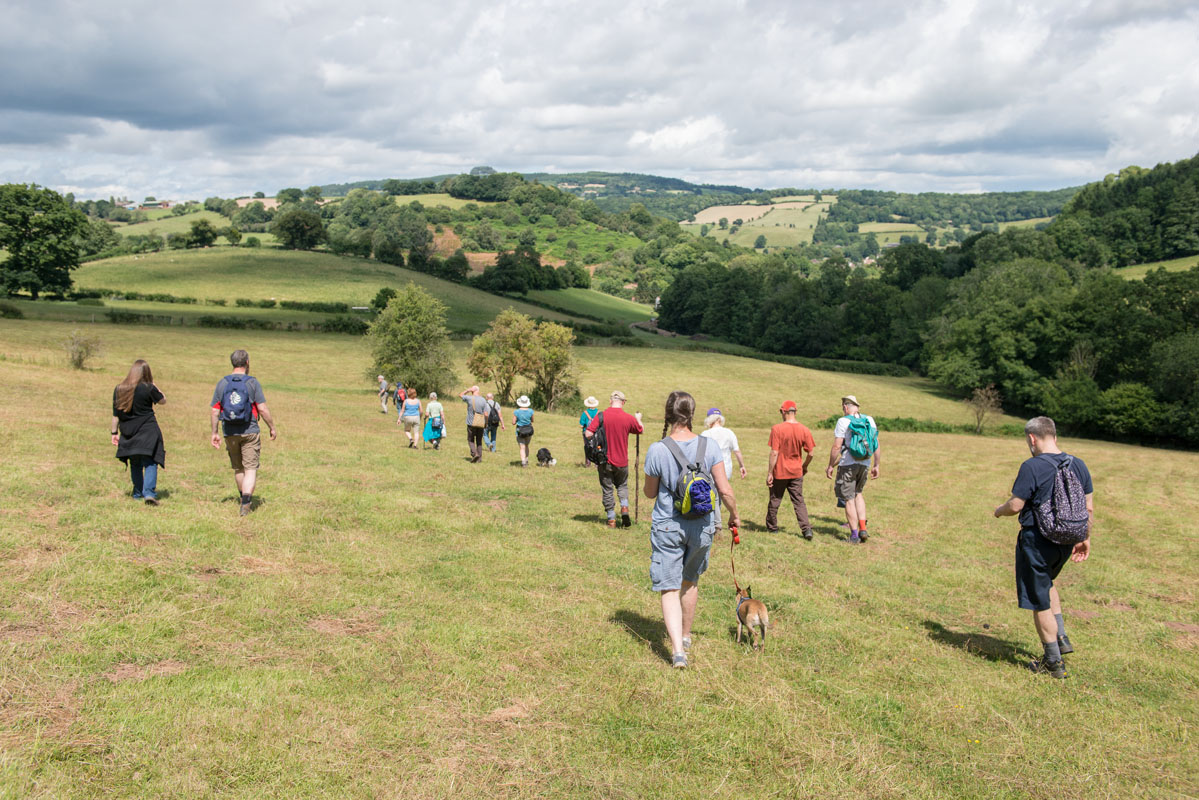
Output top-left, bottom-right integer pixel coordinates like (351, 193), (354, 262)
(649, 520), (715, 591)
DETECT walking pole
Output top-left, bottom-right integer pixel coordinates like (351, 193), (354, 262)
(634, 434), (640, 523)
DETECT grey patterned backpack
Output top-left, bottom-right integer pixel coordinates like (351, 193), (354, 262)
(1033, 455), (1090, 546)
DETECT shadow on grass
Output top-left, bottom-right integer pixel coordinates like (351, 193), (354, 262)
(811, 522), (848, 541)
(220, 495), (269, 513)
(571, 513), (611, 526)
(922, 620), (1034, 666)
(610, 609), (672, 664)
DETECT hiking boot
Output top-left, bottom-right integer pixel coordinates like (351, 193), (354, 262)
(606, 518), (617, 528)
(859, 530), (869, 543)
(802, 529), (813, 541)
(1028, 656), (1067, 679)
(144, 498), (159, 507)
(1057, 634), (1074, 655)
(672, 653), (688, 669)
(239, 502), (252, 517)
(849, 532), (860, 544)
(621, 509), (631, 528)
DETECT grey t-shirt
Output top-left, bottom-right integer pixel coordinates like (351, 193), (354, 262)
(644, 435), (723, 534)
(462, 394), (488, 425)
(211, 374), (266, 436)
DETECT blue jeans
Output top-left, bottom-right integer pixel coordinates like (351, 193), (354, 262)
(129, 455), (158, 500)
(483, 425), (498, 451)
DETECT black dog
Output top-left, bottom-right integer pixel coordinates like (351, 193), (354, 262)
(536, 447), (556, 467)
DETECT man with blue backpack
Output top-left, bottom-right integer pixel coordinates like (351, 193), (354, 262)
(994, 416), (1092, 679)
(210, 349), (277, 517)
(825, 395), (879, 544)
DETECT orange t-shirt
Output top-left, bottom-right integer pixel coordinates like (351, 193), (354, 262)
(769, 421), (815, 479)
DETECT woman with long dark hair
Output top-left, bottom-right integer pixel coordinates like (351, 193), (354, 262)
(642, 391), (740, 669)
(111, 359), (166, 505)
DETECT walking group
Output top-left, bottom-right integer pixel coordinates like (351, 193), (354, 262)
(109, 353), (1093, 678)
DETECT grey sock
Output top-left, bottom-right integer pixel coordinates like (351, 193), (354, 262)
(1043, 640), (1062, 662)
(1055, 613), (1066, 639)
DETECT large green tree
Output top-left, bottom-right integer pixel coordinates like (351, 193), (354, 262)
(466, 309), (538, 404)
(367, 283), (457, 395)
(0, 184), (90, 298)
(272, 208), (326, 250)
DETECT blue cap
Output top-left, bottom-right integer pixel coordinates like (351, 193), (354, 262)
(707, 407), (721, 416)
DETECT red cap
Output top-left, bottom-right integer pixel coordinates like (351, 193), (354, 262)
(780, 400), (797, 412)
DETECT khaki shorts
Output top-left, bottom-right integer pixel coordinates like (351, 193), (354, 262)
(225, 433), (261, 471)
(834, 464), (869, 502)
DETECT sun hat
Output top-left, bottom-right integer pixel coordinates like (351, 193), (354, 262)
(429, 392), (437, 399)
(610, 390), (626, 402)
(517, 395), (532, 408)
(584, 396), (599, 408)
(780, 400), (797, 412)
(841, 395), (860, 407)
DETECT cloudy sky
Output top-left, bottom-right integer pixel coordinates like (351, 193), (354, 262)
(2, 0), (1197, 199)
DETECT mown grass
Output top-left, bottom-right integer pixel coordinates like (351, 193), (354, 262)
(72, 249), (580, 332)
(523, 288), (653, 324)
(681, 203), (830, 249)
(1116, 253), (1199, 279)
(1, 319), (1195, 798)
(392, 193), (493, 210)
(107, 210), (276, 244)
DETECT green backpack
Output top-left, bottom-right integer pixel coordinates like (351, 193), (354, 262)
(845, 415), (878, 460)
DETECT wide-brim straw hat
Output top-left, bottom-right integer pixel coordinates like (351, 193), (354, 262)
(517, 395), (532, 408)
(841, 394), (860, 407)
(584, 396), (599, 408)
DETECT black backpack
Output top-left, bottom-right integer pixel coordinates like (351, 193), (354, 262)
(487, 401), (500, 427)
(584, 412), (608, 466)
(1033, 454), (1091, 546)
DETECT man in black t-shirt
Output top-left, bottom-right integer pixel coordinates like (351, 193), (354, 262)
(994, 416), (1093, 679)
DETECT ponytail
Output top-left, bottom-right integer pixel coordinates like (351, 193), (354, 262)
(661, 390), (696, 437)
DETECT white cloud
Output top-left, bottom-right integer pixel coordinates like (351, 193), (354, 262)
(0, 0), (1195, 198)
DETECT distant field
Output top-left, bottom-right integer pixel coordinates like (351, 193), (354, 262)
(108, 210), (277, 245)
(1115, 253), (1199, 279)
(998, 216), (1054, 231)
(392, 193), (492, 210)
(860, 221), (927, 246)
(72, 248), (579, 332)
(524, 288), (654, 324)
(682, 202), (830, 248)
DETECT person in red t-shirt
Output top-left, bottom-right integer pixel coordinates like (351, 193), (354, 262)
(766, 400), (816, 539)
(585, 390), (644, 528)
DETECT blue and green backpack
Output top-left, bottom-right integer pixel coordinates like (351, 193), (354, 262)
(844, 414), (878, 460)
(662, 437), (715, 520)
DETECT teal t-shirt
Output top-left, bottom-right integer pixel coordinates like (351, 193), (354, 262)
(514, 408), (534, 427)
(579, 408), (598, 428)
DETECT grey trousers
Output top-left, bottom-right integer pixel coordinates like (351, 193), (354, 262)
(598, 464), (630, 513)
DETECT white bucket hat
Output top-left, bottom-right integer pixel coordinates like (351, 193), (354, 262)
(584, 396), (599, 408)
(516, 395), (532, 408)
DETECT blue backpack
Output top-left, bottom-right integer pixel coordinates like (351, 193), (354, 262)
(844, 414), (878, 460)
(661, 437), (715, 520)
(219, 374), (254, 424)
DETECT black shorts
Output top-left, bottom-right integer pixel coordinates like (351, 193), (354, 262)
(1015, 528), (1073, 611)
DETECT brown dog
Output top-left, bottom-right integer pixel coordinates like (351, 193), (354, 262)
(735, 586), (769, 650)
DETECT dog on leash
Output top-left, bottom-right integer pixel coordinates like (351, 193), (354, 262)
(536, 447), (556, 467)
(735, 586), (769, 650)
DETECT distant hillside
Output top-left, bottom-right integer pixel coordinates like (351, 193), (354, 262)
(1051, 153), (1199, 266)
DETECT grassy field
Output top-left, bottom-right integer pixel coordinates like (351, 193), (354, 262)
(859, 221), (928, 246)
(998, 217), (1055, 231)
(106, 210), (278, 244)
(71, 249), (584, 332)
(523, 288), (654, 324)
(1, 319), (1195, 798)
(392, 193), (493, 210)
(681, 202), (831, 249)
(1115, 253), (1199, 279)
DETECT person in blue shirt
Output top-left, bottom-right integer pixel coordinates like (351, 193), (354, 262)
(642, 390), (740, 669)
(994, 416), (1093, 679)
(513, 395), (535, 467)
(578, 395), (599, 466)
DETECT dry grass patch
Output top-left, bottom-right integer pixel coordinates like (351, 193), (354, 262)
(104, 659), (188, 683)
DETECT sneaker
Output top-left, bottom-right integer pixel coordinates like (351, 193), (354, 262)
(802, 529), (814, 541)
(239, 501), (252, 517)
(859, 530), (869, 543)
(681, 636), (692, 653)
(672, 653), (688, 669)
(621, 509), (632, 528)
(849, 532), (860, 544)
(1028, 656), (1067, 679)
(606, 519), (617, 528)
(144, 498), (159, 507)
(1057, 634), (1074, 655)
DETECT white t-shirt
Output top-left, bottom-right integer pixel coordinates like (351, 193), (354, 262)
(833, 414), (877, 467)
(701, 425), (739, 478)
